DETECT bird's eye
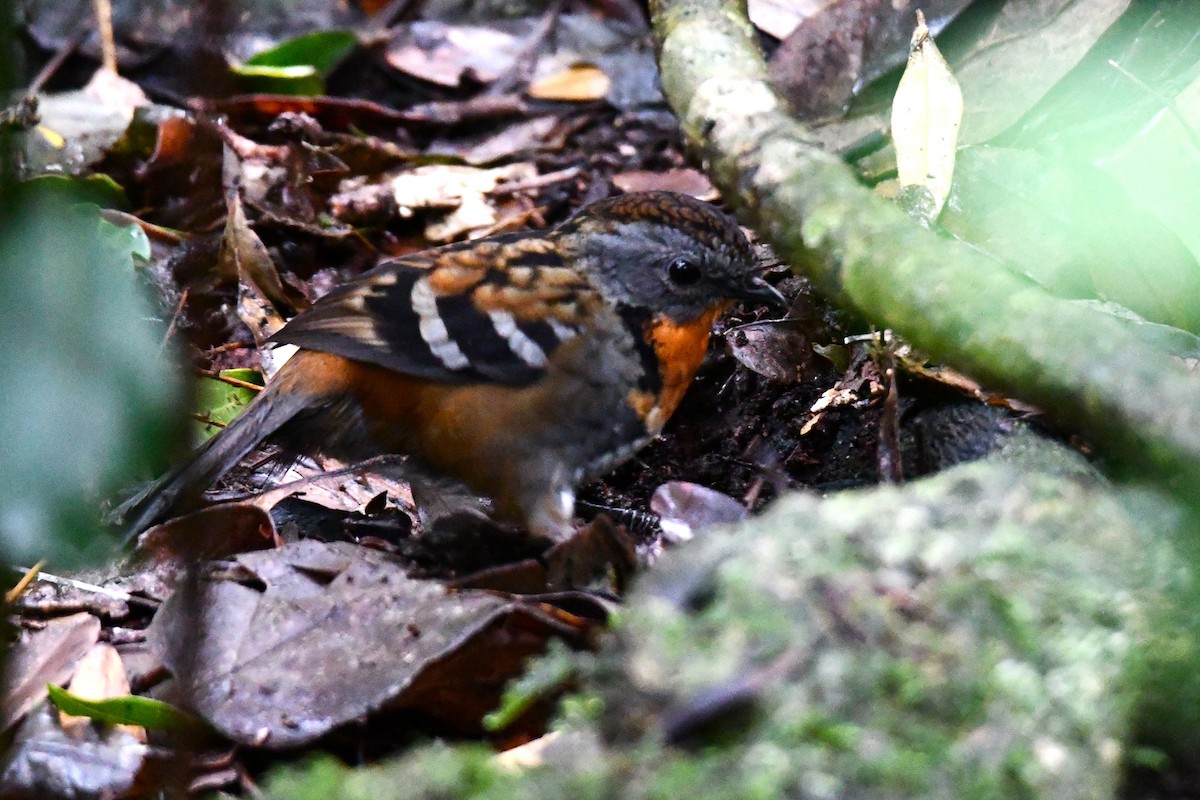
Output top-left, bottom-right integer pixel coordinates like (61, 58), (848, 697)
(667, 256), (701, 286)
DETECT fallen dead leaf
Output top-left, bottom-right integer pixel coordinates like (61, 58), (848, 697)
(134, 503), (279, 568)
(611, 168), (718, 200)
(747, 0), (815, 39)
(726, 318), (813, 383)
(145, 540), (594, 748)
(0, 702), (149, 799)
(1, 613), (101, 734)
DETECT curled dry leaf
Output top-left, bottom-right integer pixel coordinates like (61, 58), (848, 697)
(726, 318), (813, 383)
(221, 186), (309, 338)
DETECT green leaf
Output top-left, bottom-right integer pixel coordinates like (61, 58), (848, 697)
(232, 31), (356, 96)
(194, 369), (263, 443)
(47, 683), (202, 732)
(229, 64), (324, 97)
(244, 31), (358, 75)
(942, 146), (1200, 333)
(18, 174), (130, 210)
(1096, 71), (1200, 265)
(95, 211), (151, 262)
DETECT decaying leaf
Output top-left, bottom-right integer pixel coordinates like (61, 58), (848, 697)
(386, 21), (524, 87)
(611, 168), (717, 200)
(0, 702), (148, 800)
(393, 163), (538, 241)
(891, 11), (962, 220)
(747, 0), (810, 40)
(134, 503), (278, 568)
(1, 613), (101, 734)
(726, 318), (813, 383)
(145, 541), (594, 748)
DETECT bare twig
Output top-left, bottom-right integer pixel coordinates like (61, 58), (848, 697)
(5, 560), (45, 603)
(90, 0), (117, 73)
(10, 566), (160, 609)
(195, 369), (264, 393)
(160, 288), (189, 351)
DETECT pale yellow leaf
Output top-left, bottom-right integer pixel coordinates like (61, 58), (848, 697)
(527, 64), (610, 102)
(891, 11), (962, 220)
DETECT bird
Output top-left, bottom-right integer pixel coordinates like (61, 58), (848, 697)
(118, 190), (785, 541)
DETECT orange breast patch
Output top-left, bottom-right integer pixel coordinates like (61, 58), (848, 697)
(643, 304), (725, 432)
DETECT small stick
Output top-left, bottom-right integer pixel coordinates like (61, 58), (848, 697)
(9, 565), (160, 609)
(91, 0), (118, 73)
(195, 370), (265, 393)
(160, 288), (188, 351)
(5, 560), (46, 603)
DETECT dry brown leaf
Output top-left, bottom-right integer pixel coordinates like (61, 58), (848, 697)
(1, 613), (101, 734)
(747, 0), (820, 39)
(611, 168), (718, 200)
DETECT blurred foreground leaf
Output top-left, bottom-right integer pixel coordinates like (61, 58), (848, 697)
(0, 186), (181, 567)
(943, 146), (1200, 333)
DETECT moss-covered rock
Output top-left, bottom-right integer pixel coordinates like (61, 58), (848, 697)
(263, 446), (1175, 800)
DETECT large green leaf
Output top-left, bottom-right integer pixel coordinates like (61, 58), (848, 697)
(942, 145), (1200, 333)
(194, 369), (263, 444)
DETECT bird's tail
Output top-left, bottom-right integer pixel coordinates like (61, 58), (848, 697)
(114, 378), (318, 538)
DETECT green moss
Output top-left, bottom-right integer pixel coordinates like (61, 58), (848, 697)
(265, 456), (1172, 800)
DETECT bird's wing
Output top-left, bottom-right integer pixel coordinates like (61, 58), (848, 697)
(270, 235), (599, 386)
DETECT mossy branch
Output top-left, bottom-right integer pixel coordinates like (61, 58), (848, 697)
(649, 0), (1200, 503)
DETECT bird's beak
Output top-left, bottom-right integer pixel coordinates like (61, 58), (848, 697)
(737, 274), (788, 311)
